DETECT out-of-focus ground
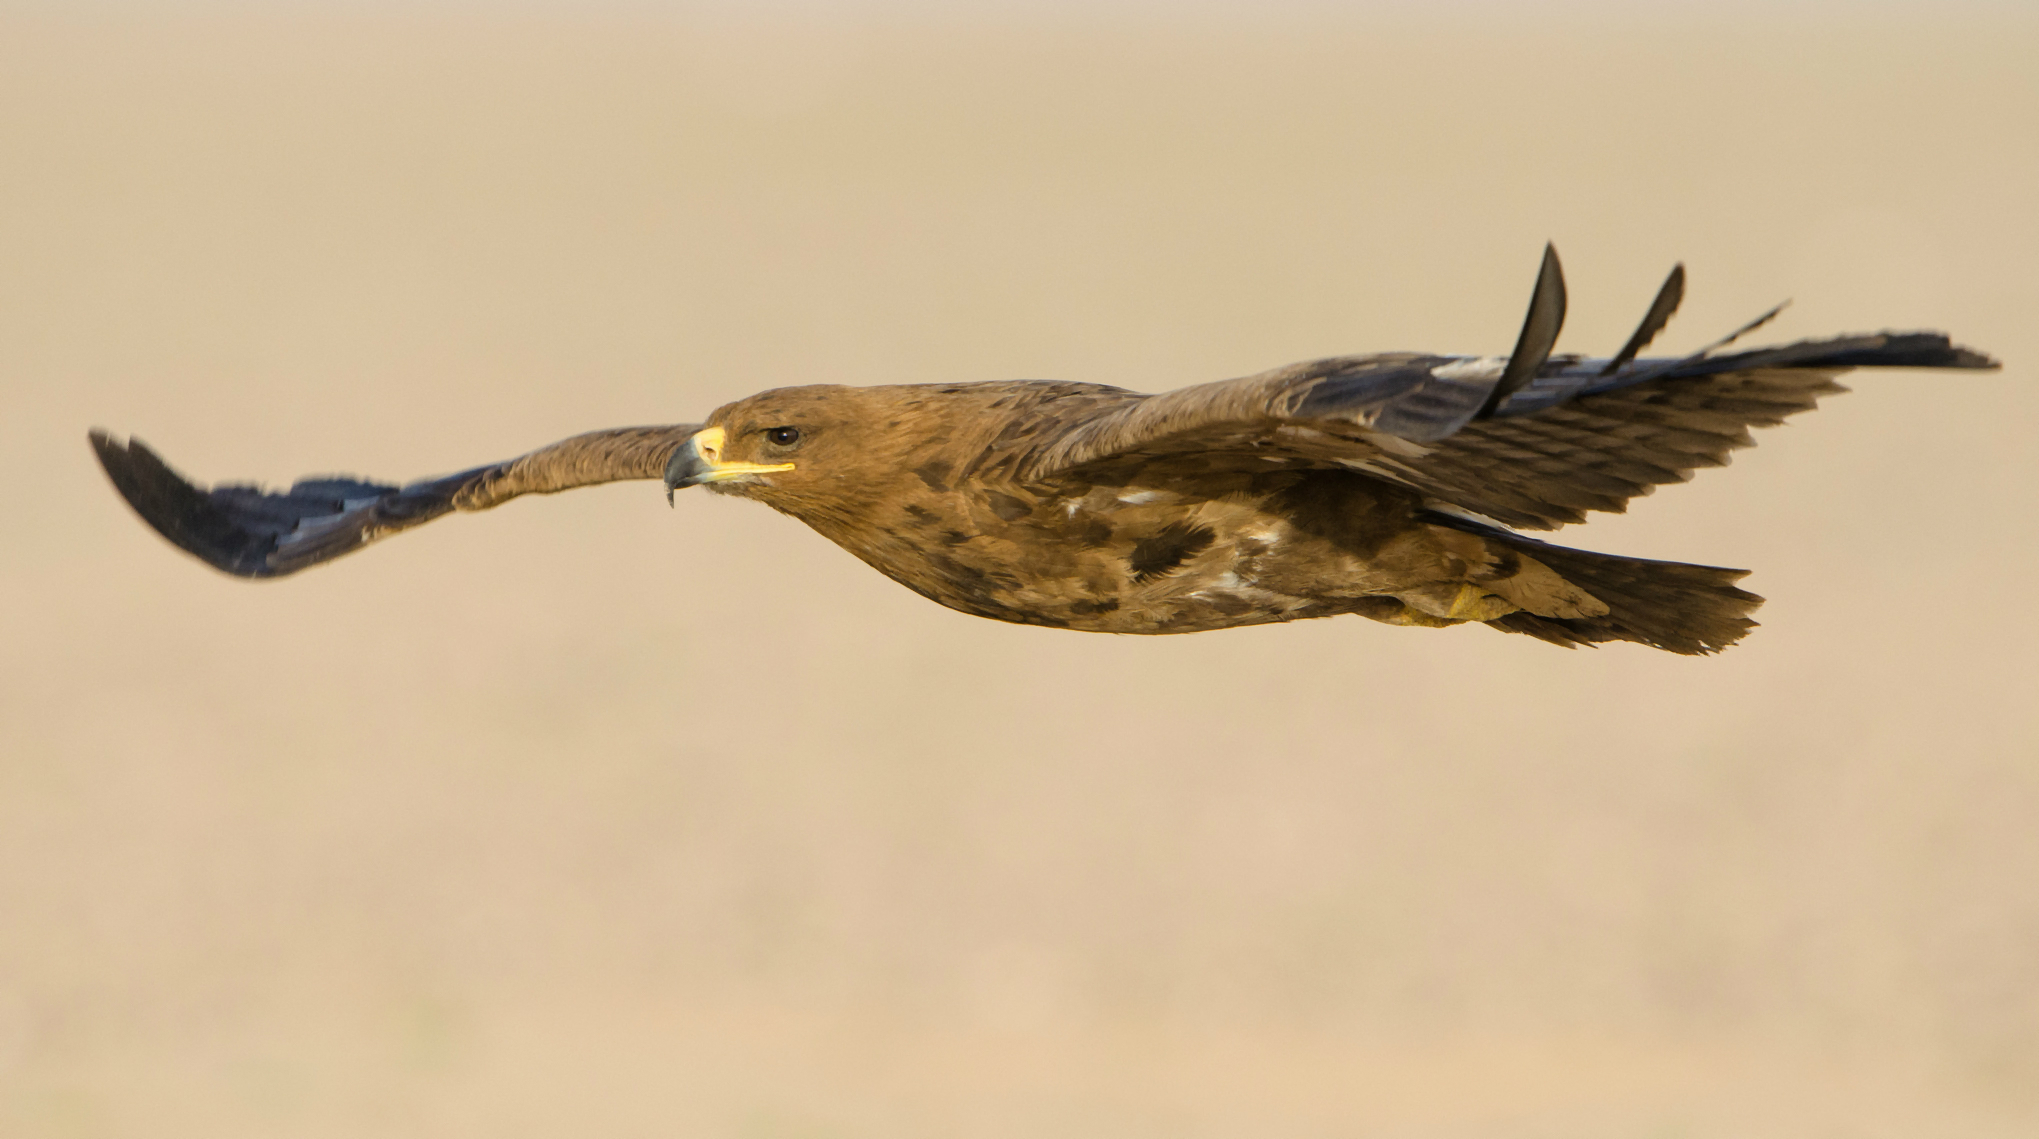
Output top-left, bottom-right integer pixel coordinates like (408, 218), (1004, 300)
(3, 3), (2036, 1136)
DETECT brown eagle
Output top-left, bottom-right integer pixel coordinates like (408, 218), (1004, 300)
(90, 248), (1996, 654)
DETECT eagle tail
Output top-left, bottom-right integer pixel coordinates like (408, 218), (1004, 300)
(1479, 534), (1763, 655)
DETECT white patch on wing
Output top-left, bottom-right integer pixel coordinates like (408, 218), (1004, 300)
(1357, 430), (1433, 458)
(1337, 457), (1410, 480)
(275, 498), (387, 557)
(1421, 500), (1516, 533)
(1116, 489), (1164, 504)
(282, 497), (378, 540)
(1430, 355), (1508, 382)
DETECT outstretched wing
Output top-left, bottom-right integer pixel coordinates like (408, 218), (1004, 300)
(90, 424), (700, 578)
(1021, 250), (1998, 530)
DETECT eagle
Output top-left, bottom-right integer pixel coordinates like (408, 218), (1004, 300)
(90, 247), (1996, 654)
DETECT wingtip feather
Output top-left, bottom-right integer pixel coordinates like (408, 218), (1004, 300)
(1480, 243), (1568, 418)
(87, 430), (283, 578)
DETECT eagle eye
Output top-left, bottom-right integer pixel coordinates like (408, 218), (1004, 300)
(764, 426), (802, 447)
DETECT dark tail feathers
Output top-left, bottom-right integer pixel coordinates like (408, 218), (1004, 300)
(1483, 531), (1762, 654)
(1424, 513), (1762, 654)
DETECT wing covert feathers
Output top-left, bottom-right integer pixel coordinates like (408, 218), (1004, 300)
(89, 425), (699, 578)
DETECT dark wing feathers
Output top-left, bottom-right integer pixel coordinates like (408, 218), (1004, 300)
(90, 424), (698, 578)
(1601, 263), (1685, 376)
(1669, 331), (1997, 375)
(1411, 366), (1847, 528)
(1023, 330), (1997, 531)
(1022, 246), (1994, 528)
(1480, 241), (1568, 417)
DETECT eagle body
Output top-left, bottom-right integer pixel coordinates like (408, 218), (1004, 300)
(715, 381), (1593, 636)
(88, 249), (2001, 654)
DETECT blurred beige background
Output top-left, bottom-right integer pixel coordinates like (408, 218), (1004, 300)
(3, 2), (2037, 1136)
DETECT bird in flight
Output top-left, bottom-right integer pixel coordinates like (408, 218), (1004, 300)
(91, 247), (1996, 654)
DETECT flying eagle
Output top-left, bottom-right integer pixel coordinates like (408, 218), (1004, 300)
(90, 248), (1997, 654)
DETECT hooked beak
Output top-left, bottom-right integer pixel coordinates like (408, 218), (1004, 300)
(663, 426), (796, 504)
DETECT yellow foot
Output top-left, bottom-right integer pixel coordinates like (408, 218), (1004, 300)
(1368, 585), (1522, 627)
(1379, 605), (1461, 628)
(1444, 583), (1519, 622)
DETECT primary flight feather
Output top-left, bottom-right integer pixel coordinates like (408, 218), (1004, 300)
(90, 247), (1998, 654)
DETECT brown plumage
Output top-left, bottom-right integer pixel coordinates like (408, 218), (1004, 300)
(89, 249), (1998, 654)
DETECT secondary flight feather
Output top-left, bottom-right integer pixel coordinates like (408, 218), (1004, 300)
(91, 247), (1998, 653)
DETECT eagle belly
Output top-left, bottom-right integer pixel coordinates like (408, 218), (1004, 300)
(825, 467), (1526, 635)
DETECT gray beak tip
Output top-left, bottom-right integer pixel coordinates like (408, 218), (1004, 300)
(662, 442), (702, 503)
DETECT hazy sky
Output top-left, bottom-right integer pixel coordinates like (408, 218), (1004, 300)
(4, 5), (2035, 1137)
